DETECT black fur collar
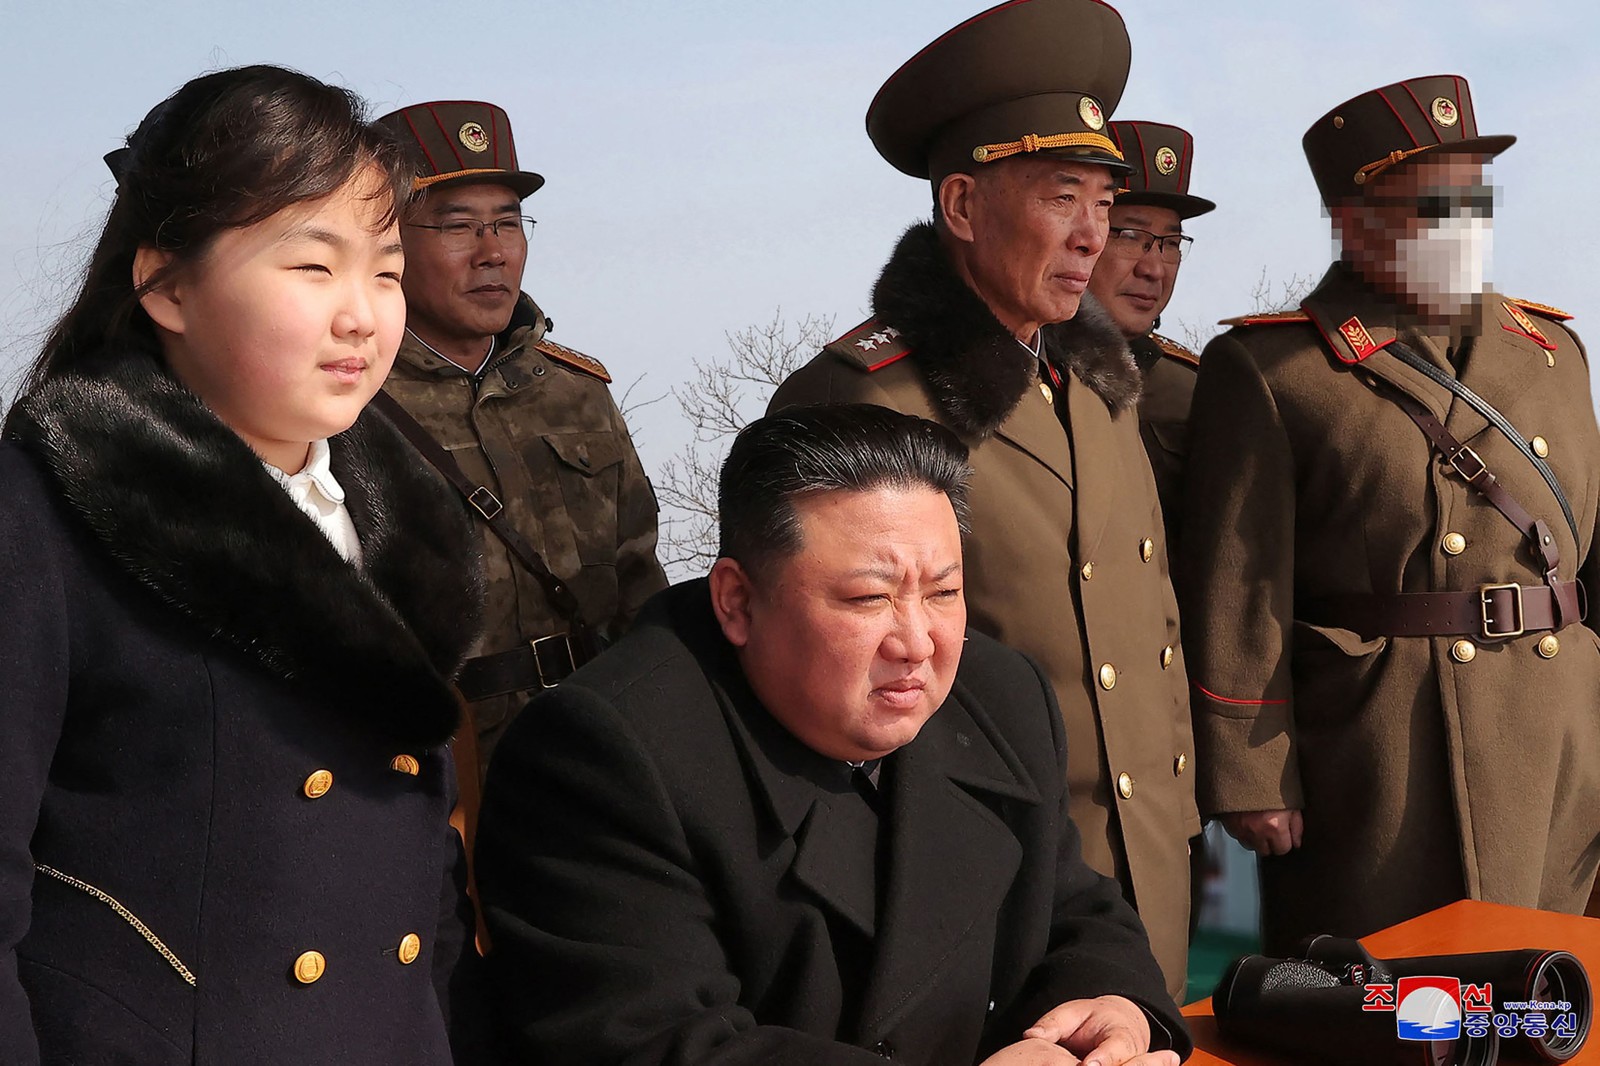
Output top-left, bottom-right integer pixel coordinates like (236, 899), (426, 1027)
(871, 223), (1140, 436)
(5, 353), (483, 746)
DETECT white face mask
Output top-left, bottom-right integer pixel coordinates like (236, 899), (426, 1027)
(1393, 214), (1492, 317)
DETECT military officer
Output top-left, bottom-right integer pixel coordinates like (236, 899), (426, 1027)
(377, 101), (667, 782)
(1180, 76), (1600, 953)
(1088, 121), (1215, 546)
(771, 0), (1198, 1000)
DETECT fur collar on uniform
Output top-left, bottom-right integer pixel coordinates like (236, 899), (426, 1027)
(4, 352), (483, 746)
(871, 222), (1140, 436)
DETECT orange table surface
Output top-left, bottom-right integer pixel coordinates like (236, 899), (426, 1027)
(1181, 900), (1600, 1065)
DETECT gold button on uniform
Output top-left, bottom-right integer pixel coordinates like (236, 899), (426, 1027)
(1161, 645), (1175, 670)
(1080, 562), (1094, 581)
(1098, 663), (1117, 690)
(1039, 381), (1053, 404)
(1117, 772), (1134, 799)
(1538, 634), (1560, 659)
(1442, 532), (1467, 556)
(1532, 435), (1550, 458)
(1174, 753), (1188, 776)
(1451, 639), (1477, 663)
(1139, 537), (1155, 562)
(293, 950), (326, 984)
(302, 770), (333, 799)
(390, 754), (421, 776)
(397, 933), (421, 965)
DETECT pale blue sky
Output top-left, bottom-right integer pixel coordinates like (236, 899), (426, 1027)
(3, 0), (1597, 468)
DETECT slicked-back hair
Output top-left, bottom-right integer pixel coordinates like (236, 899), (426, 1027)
(718, 404), (973, 578)
(19, 64), (415, 396)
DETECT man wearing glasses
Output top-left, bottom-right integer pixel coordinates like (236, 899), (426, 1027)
(1088, 121), (1214, 552)
(1181, 76), (1600, 953)
(377, 101), (666, 786)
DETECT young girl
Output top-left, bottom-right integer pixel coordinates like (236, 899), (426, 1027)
(1, 66), (484, 1064)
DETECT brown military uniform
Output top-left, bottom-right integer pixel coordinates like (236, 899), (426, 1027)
(772, 225), (1199, 999)
(1181, 264), (1600, 953)
(1132, 332), (1199, 550)
(382, 296), (667, 775)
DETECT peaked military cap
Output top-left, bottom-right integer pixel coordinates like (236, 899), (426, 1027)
(1303, 75), (1514, 204)
(1106, 121), (1214, 218)
(867, 0), (1133, 183)
(376, 100), (545, 199)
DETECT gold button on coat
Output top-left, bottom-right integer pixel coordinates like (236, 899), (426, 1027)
(1039, 381), (1053, 404)
(1099, 663), (1117, 690)
(1442, 532), (1467, 556)
(1139, 538), (1155, 562)
(1532, 435), (1550, 458)
(1538, 634), (1560, 659)
(1080, 562), (1094, 581)
(390, 754), (421, 776)
(1161, 645), (1175, 670)
(1451, 639), (1477, 663)
(293, 950), (326, 984)
(302, 770), (333, 799)
(1117, 772), (1134, 799)
(397, 933), (421, 965)
(1174, 753), (1188, 776)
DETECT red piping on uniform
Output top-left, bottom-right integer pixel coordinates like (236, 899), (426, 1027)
(401, 112), (442, 176)
(1179, 129), (1194, 190)
(1502, 324), (1556, 352)
(1376, 89), (1422, 149)
(1305, 309), (1394, 365)
(1452, 75), (1470, 135)
(1194, 683), (1287, 707)
(867, 350), (913, 372)
(1131, 125), (1150, 191)
(490, 108), (502, 168)
(426, 104), (469, 169)
(1400, 82), (1444, 144)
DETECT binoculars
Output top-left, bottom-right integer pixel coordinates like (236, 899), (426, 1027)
(1213, 936), (1591, 1065)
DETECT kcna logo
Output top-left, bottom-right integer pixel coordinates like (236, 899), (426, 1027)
(1361, 975), (1490, 1041)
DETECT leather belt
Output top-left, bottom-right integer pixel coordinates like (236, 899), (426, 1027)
(457, 633), (579, 701)
(1302, 579), (1586, 642)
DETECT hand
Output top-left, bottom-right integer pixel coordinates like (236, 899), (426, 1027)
(978, 1037), (1083, 1065)
(1221, 809), (1304, 855)
(1023, 995), (1179, 1066)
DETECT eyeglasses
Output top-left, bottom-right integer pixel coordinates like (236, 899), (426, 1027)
(1104, 227), (1193, 264)
(1366, 185), (1496, 220)
(406, 215), (536, 251)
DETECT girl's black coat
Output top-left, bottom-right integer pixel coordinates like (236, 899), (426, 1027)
(0, 354), (484, 1065)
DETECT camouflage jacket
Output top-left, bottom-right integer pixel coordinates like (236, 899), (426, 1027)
(382, 295), (666, 770)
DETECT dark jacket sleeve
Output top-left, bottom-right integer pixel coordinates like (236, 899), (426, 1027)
(993, 654), (1193, 1059)
(0, 449), (74, 1066)
(475, 681), (899, 1066)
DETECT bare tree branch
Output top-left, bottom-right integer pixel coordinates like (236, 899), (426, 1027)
(654, 310), (836, 578)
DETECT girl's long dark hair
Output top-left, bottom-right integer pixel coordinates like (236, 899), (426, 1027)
(20, 64), (414, 395)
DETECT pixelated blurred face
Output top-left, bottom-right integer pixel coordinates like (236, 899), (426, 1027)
(400, 182), (528, 344)
(1089, 203), (1185, 337)
(140, 167), (406, 473)
(718, 485), (967, 762)
(949, 157), (1117, 335)
(1335, 153), (1493, 320)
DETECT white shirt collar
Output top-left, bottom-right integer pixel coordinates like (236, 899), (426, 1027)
(270, 437), (346, 504)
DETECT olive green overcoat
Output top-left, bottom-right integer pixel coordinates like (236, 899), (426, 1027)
(771, 224), (1198, 998)
(1180, 264), (1600, 952)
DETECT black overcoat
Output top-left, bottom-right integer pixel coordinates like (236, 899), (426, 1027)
(0, 353), (485, 1065)
(476, 580), (1189, 1065)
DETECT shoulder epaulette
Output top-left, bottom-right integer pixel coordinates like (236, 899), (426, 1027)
(1151, 332), (1200, 367)
(534, 338), (612, 383)
(1217, 310), (1313, 328)
(824, 316), (913, 372)
(1508, 298), (1574, 322)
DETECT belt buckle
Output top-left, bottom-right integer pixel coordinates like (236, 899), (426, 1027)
(467, 486), (503, 520)
(1479, 582), (1525, 640)
(529, 632), (576, 689)
(1451, 445), (1487, 482)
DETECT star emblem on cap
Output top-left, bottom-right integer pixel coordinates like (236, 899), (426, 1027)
(458, 122), (489, 152)
(1079, 96), (1105, 131)
(1154, 146), (1178, 175)
(1431, 97), (1459, 128)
